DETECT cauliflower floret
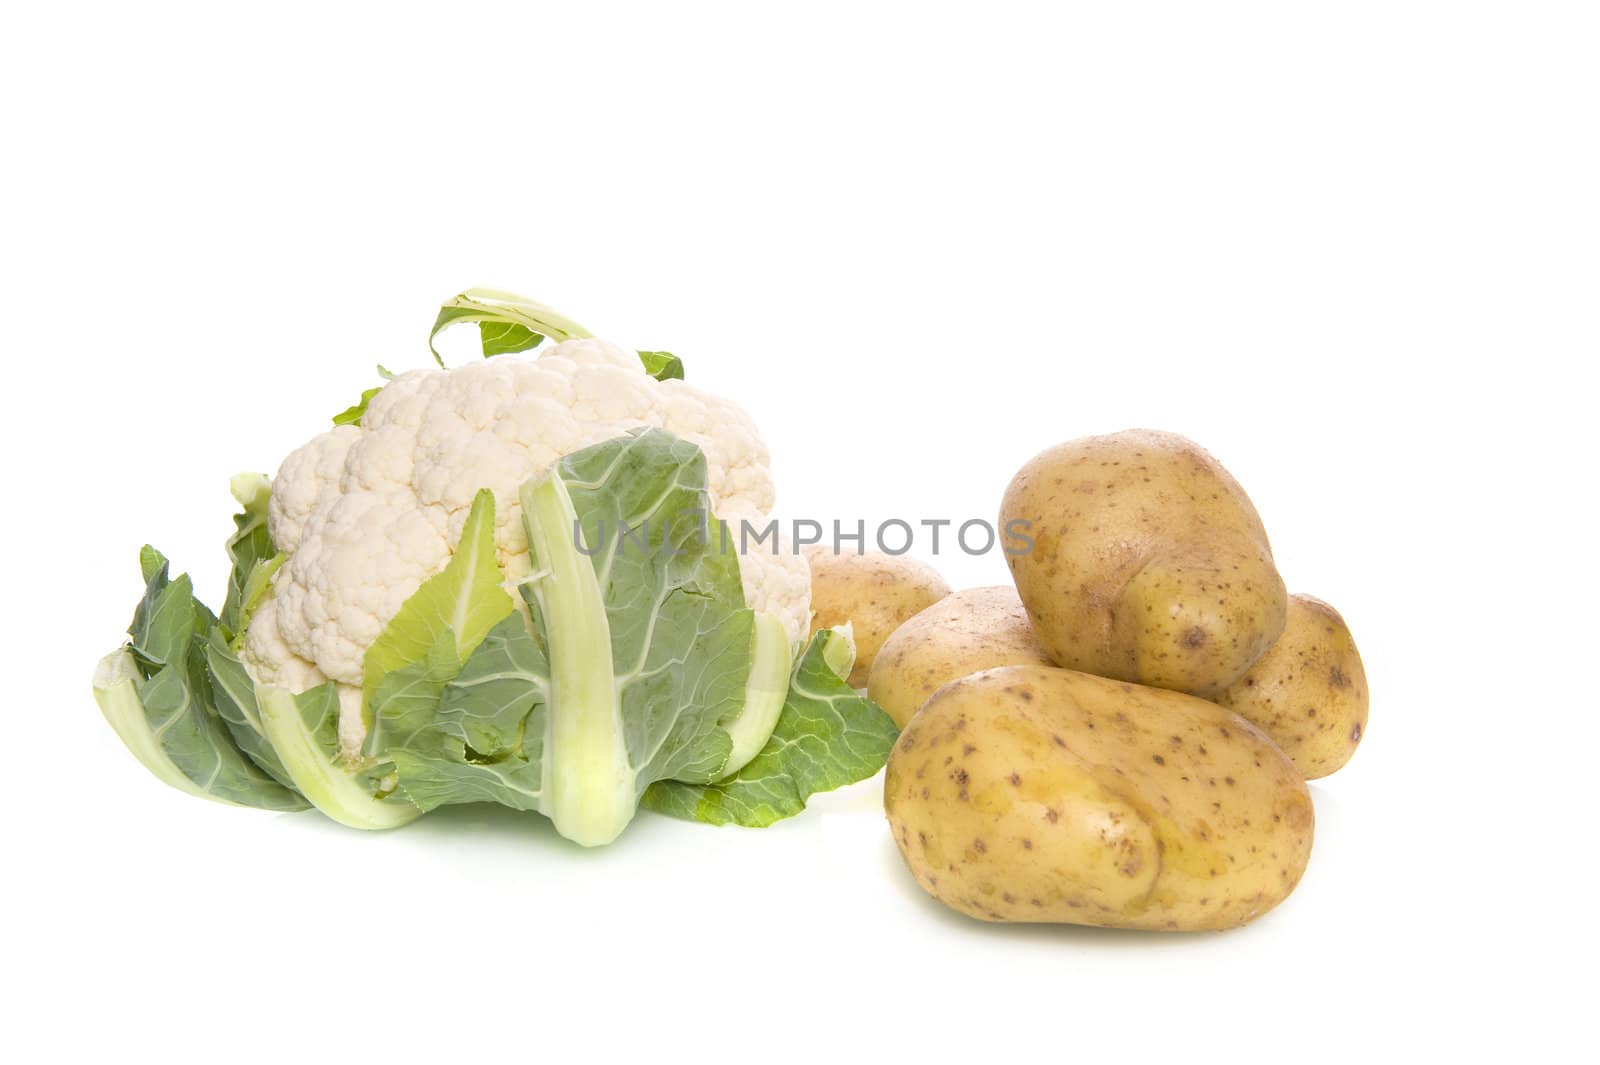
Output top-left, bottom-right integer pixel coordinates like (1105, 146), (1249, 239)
(243, 338), (810, 756)
(736, 543), (812, 649)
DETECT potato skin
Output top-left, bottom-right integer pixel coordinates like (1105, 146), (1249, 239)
(1000, 429), (1287, 696)
(867, 586), (1052, 728)
(804, 550), (951, 687)
(884, 665), (1313, 931)
(1215, 594), (1368, 779)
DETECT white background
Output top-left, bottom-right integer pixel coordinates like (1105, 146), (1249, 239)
(3, 2), (1595, 1061)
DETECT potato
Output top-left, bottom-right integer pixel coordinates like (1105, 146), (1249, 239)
(804, 549), (950, 687)
(1000, 429), (1287, 697)
(1215, 594), (1368, 779)
(885, 665), (1313, 931)
(867, 586), (1052, 728)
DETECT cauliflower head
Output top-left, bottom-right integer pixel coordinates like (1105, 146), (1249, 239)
(243, 339), (811, 754)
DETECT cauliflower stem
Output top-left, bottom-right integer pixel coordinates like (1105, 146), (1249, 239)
(258, 685), (422, 830)
(721, 612), (793, 778)
(521, 470), (638, 846)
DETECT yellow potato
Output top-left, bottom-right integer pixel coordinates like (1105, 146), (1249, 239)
(1215, 594), (1368, 779)
(885, 665), (1313, 931)
(1000, 429), (1287, 696)
(805, 550), (950, 687)
(867, 586), (1052, 728)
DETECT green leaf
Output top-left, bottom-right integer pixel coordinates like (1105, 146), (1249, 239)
(389, 613), (548, 813)
(220, 473), (277, 641)
(531, 430), (749, 843)
(139, 544), (166, 585)
(636, 350), (685, 381)
(93, 649), (308, 812)
(95, 548), (309, 812)
(429, 287), (592, 366)
(332, 386), (383, 426)
(128, 550), (198, 674)
(234, 553), (284, 647)
(478, 320), (543, 356)
(554, 430), (752, 788)
(360, 629), (464, 798)
(331, 365), (399, 427)
(642, 629), (900, 828)
(371, 630), (463, 754)
(360, 487), (514, 748)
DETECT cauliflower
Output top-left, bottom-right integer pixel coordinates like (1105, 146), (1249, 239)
(95, 289), (903, 847)
(244, 338), (811, 755)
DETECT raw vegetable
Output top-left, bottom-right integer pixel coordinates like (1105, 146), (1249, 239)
(93, 549), (307, 811)
(866, 585), (1051, 728)
(93, 289), (898, 847)
(884, 664), (1314, 930)
(1214, 593), (1369, 779)
(803, 549), (951, 687)
(248, 288), (810, 766)
(1000, 429), (1287, 697)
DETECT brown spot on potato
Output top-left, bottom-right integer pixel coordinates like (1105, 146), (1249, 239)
(1351, 722), (1363, 742)
(1152, 754), (1165, 765)
(1329, 665), (1350, 689)
(1182, 626), (1208, 649)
